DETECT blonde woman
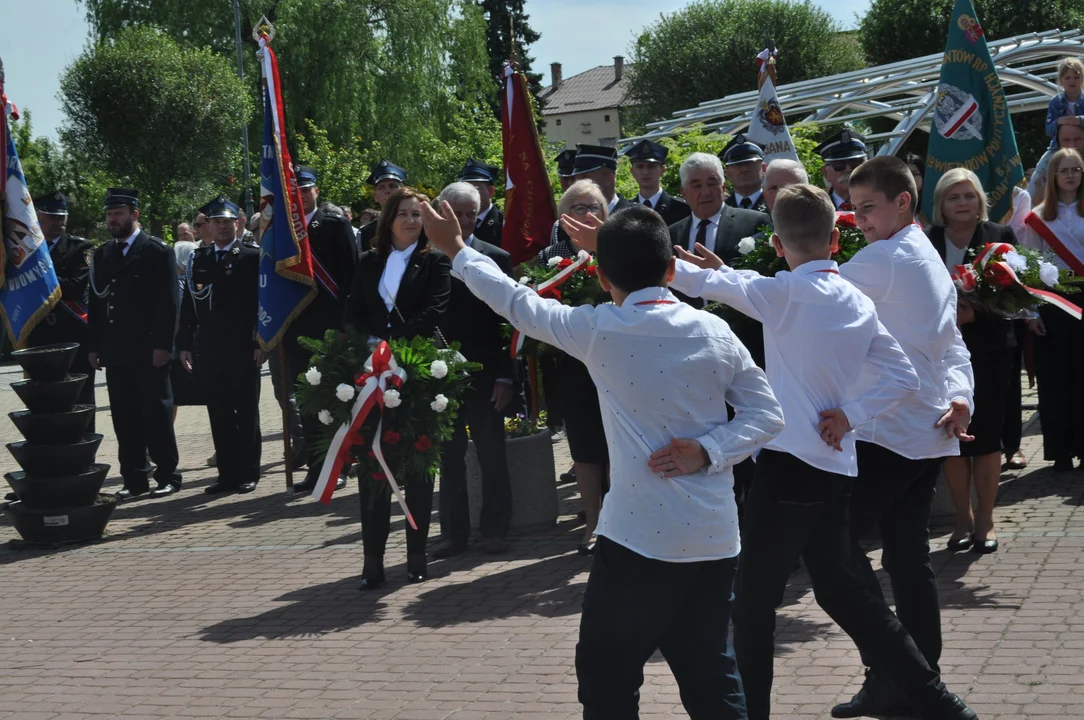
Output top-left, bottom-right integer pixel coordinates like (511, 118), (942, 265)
(927, 168), (1017, 554)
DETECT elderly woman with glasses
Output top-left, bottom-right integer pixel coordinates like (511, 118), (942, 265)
(536, 180), (611, 555)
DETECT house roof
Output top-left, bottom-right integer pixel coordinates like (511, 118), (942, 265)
(540, 65), (634, 115)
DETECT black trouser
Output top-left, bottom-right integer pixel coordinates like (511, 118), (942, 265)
(105, 365), (180, 492)
(539, 353), (563, 430)
(439, 374), (512, 543)
(733, 449), (944, 720)
(1034, 303), (1084, 460)
(851, 442), (944, 672)
(360, 477), (434, 558)
(576, 537), (747, 720)
(71, 353), (97, 433)
(203, 363), (262, 486)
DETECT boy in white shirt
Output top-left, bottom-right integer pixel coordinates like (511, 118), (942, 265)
(670, 185), (976, 720)
(831, 156), (976, 719)
(421, 200), (784, 719)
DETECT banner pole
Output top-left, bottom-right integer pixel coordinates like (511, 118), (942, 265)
(528, 355), (540, 423)
(278, 349), (295, 493)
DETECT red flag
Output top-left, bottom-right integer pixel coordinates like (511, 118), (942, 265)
(501, 64), (556, 266)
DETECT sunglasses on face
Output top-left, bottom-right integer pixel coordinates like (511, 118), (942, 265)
(829, 159), (864, 173)
(570, 203), (603, 216)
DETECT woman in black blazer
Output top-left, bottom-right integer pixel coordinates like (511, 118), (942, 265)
(928, 169), (1017, 555)
(344, 187), (451, 590)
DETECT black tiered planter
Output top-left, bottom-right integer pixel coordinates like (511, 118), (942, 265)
(3, 344), (114, 545)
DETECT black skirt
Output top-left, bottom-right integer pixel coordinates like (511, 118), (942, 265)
(1034, 302), (1084, 460)
(558, 354), (608, 465)
(959, 317), (1015, 457)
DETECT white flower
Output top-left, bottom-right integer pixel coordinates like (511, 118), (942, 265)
(383, 389), (402, 408)
(518, 276), (530, 285)
(737, 236), (756, 255)
(431, 394), (449, 413)
(430, 360), (449, 379)
(1040, 261), (1060, 288)
(335, 383), (355, 402)
(1003, 250), (1028, 273)
(547, 256), (562, 268)
(304, 367), (322, 386)
(317, 409), (333, 426)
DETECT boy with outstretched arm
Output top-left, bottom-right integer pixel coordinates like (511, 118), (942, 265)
(422, 198), (784, 720)
(830, 155), (976, 719)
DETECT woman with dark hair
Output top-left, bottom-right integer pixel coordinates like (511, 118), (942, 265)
(1024, 148), (1084, 473)
(928, 168), (1016, 554)
(904, 153), (928, 226)
(345, 187), (451, 589)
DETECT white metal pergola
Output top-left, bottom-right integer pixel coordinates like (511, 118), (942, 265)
(624, 28), (1084, 156)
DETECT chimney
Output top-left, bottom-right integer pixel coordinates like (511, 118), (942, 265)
(550, 62), (562, 90)
(614, 56), (624, 81)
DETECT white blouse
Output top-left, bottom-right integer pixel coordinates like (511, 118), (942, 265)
(379, 241), (417, 312)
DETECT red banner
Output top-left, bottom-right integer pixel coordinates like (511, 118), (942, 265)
(500, 64), (557, 266)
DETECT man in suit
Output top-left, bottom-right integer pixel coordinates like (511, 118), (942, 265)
(625, 139), (691, 226)
(26, 191), (96, 428)
(721, 134), (769, 213)
(177, 196), (263, 496)
(815, 130), (869, 211)
(430, 182), (515, 558)
(570, 144), (632, 215)
(357, 159), (408, 251)
(667, 153), (771, 307)
(87, 188), (181, 500)
(555, 149), (577, 193)
(763, 159), (809, 213)
(282, 166), (359, 494)
(194, 212), (213, 246)
(458, 159), (504, 249)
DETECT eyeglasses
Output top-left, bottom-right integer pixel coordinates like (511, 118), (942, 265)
(1057, 167), (1084, 176)
(569, 203), (603, 216)
(829, 159), (864, 173)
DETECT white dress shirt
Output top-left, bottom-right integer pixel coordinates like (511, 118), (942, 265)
(686, 210), (723, 254)
(1023, 202), (1084, 269)
(637, 189), (664, 208)
(607, 195), (620, 214)
(831, 191), (851, 209)
(452, 246), (784, 562)
(115, 227), (140, 256)
(379, 241), (417, 312)
(839, 223), (975, 459)
(731, 190), (762, 209)
(476, 203), (494, 227)
(672, 259), (918, 475)
(304, 209), (316, 227)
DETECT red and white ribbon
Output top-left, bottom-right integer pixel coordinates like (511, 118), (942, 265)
(312, 342), (417, 530)
(1024, 212), (1084, 277)
(952, 242), (1082, 319)
(510, 250), (592, 357)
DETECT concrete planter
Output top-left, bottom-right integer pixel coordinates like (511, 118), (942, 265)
(466, 430), (557, 533)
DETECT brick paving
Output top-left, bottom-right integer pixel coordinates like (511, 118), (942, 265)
(0, 364), (1081, 719)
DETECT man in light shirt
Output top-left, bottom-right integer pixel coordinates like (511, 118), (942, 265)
(422, 201), (784, 719)
(833, 156), (977, 720)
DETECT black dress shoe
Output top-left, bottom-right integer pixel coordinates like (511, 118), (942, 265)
(577, 539), (596, 556)
(115, 487), (148, 501)
(150, 484), (179, 498)
(831, 672), (912, 718)
(431, 538), (467, 559)
(237, 481), (258, 494)
(359, 556), (386, 591)
(204, 481), (234, 495)
(972, 535), (998, 554)
(406, 553), (428, 583)
(1054, 456), (1074, 472)
(4, 492), (18, 502)
(292, 478), (316, 494)
(484, 537), (510, 555)
(927, 691), (978, 720)
(335, 476), (346, 491)
(946, 533), (972, 552)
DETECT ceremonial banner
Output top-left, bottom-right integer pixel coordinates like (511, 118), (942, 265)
(255, 32), (317, 352)
(747, 49), (798, 163)
(501, 64), (556, 266)
(0, 80), (60, 347)
(923, 0), (1023, 224)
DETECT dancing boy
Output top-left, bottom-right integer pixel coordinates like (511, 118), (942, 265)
(422, 199), (784, 719)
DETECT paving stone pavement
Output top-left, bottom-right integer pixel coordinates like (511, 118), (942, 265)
(0, 364), (1080, 719)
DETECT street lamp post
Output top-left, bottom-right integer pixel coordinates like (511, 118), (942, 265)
(232, 0), (253, 218)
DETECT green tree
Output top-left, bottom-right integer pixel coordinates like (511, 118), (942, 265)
(59, 26), (253, 235)
(478, 0), (544, 114)
(625, 0), (866, 130)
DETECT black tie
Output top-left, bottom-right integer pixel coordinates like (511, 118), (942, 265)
(740, 196), (752, 209)
(114, 240), (125, 259)
(642, 197), (653, 210)
(694, 218), (709, 251)
(216, 250), (226, 264)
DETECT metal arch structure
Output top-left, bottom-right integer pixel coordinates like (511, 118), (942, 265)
(623, 28), (1084, 157)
